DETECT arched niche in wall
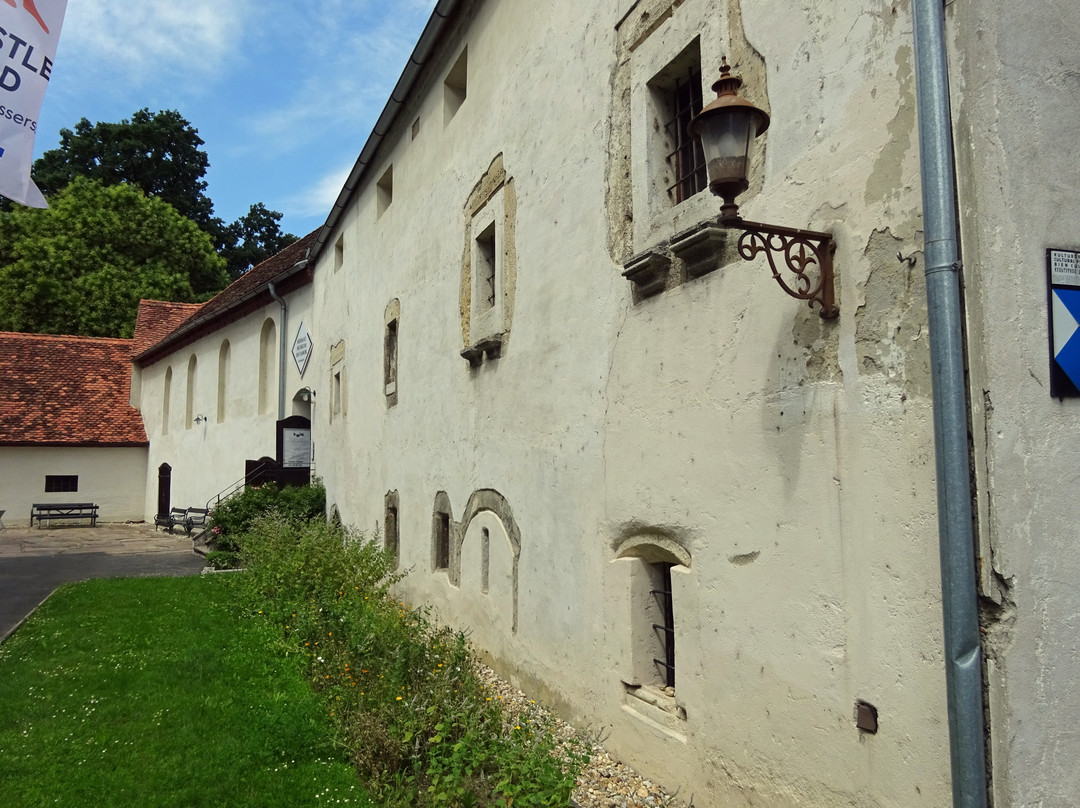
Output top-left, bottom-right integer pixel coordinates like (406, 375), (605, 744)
(458, 489), (521, 633)
(291, 387), (313, 419)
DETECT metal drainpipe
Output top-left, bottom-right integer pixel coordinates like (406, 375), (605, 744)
(267, 281), (287, 421)
(911, 1), (988, 805)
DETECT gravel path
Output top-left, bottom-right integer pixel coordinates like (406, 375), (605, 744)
(475, 663), (683, 808)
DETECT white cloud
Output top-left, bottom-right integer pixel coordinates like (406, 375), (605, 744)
(58, 0), (255, 86)
(285, 160), (354, 220)
(240, 2), (436, 155)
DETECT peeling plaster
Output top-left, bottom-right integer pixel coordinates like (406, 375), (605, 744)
(854, 227), (930, 397)
(865, 44), (915, 207)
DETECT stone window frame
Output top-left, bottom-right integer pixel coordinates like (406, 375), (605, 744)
(384, 299), (400, 407)
(615, 534), (691, 724)
(460, 155), (517, 368)
(610, 0), (768, 296)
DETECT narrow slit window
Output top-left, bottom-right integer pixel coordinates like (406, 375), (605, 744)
(385, 319), (398, 399)
(476, 221), (497, 310)
(435, 512), (450, 570)
(385, 502), (399, 565)
(377, 165), (393, 216)
(651, 562), (676, 688)
(481, 527), (490, 594)
(444, 46), (467, 123)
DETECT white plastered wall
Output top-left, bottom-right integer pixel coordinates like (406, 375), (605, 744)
(136, 285), (316, 519)
(0, 446), (147, 526)
(950, 1), (1080, 804)
(311, 0), (952, 804)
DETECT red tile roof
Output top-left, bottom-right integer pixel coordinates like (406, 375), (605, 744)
(132, 300), (202, 357)
(0, 332), (148, 446)
(135, 230), (318, 365)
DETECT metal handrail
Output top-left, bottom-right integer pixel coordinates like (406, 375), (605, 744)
(205, 463), (269, 511)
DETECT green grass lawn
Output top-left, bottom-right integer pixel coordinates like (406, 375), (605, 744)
(0, 575), (372, 808)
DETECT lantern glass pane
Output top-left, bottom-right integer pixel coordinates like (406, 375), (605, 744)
(698, 108), (756, 185)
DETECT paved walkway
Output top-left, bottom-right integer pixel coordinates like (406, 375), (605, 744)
(0, 522), (206, 642)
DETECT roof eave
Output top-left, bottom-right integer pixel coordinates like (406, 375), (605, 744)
(309, 0), (463, 267)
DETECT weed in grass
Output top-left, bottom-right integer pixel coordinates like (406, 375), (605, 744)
(229, 512), (588, 807)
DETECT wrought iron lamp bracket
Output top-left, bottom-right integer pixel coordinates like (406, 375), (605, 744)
(719, 215), (838, 319)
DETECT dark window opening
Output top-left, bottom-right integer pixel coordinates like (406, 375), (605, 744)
(664, 67), (706, 204)
(476, 221), (497, 310)
(385, 319), (398, 397)
(385, 504), (399, 561)
(435, 512), (450, 570)
(651, 562), (676, 688)
(45, 475), (78, 493)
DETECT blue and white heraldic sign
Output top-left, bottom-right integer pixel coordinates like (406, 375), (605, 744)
(1048, 249), (1080, 398)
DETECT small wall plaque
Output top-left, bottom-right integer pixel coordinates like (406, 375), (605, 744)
(1047, 249), (1080, 398)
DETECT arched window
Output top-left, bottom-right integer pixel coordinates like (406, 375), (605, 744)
(217, 340), (230, 423)
(259, 318), (276, 415)
(185, 355), (197, 429)
(162, 367), (172, 435)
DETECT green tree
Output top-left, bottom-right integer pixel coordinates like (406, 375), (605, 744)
(0, 178), (227, 338)
(28, 108), (296, 277)
(32, 109), (217, 231)
(220, 203), (297, 278)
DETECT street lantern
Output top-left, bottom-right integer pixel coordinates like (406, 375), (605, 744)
(689, 59), (769, 220)
(689, 60), (838, 319)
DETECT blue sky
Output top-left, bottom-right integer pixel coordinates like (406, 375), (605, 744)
(35, 0), (437, 238)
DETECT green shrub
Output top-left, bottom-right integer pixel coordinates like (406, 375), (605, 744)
(204, 550), (241, 570)
(208, 480), (326, 552)
(227, 515), (587, 807)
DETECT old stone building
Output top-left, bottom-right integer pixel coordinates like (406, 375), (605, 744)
(123, 1), (1080, 805)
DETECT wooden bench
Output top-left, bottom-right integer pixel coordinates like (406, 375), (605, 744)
(30, 502), (99, 527)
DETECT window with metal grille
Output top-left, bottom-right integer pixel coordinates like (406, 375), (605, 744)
(664, 68), (706, 204)
(45, 475), (78, 493)
(651, 562), (676, 688)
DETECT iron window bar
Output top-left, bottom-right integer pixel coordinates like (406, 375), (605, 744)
(651, 562), (676, 688)
(664, 67), (706, 203)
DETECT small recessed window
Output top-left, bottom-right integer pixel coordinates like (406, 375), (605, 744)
(411, 117), (420, 140)
(334, 234), (344, 272)
(377, 165), (393, 216)
(444, 46), (467, 124)
(385, 318), (399, 403)
(475, 221), (497, 310)
(649, 39), (706, 205)
(332, 369), (343, 418)
(45, 475), (78, 493)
